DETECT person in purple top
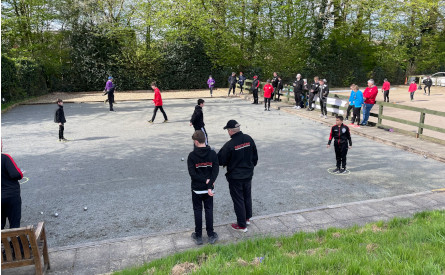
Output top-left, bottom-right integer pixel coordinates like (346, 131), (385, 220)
(207, 75), (215, 97)
(103, 76), (116, 111)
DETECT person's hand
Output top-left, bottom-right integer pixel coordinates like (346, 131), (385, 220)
(349, 146), (352, 149)
(59, 123), (62, 126)
(206, 179), (210, 184)
(208, 189), (214, 196)
(190, 123), (192, 126)
(326, 144), (330, 148)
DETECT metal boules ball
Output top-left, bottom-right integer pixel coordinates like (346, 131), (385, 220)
(84, 207), (88, 211)
(54, 213), (59, 217)
(181, 157), (185, 161)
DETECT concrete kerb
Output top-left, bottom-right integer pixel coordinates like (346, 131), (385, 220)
(241, 94), (445, 163)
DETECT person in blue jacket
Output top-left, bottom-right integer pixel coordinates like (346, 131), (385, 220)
(238, 72), (247, 95)
(348, 84), (364, 128)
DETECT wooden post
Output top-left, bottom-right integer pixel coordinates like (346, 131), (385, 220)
(378, 104), (383, 126)
(418, 111), (425, 136)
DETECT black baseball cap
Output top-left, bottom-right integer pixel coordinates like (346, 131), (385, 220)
(223, 120), (240, 129)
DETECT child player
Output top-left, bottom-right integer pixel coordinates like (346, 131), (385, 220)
(148, 82), (168, 123)
(187, 130), (219, 245)
(263, 80), (273, 111)
(408, 80), (417, 101)
(54, 99), (68, 141)
(327, 116), (352, 173)
(207, 75), (215, 97)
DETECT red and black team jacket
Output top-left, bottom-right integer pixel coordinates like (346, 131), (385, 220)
(328, 124), (352, 146)
(1, 153), (23, 198)
(187, 146), (219, 191)
(217, 132), (258, 181)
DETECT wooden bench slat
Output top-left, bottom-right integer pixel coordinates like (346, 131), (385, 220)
(1, 238), (13, 262)
(10, 237), (22, 261)
(2, 259), (35, 268)
(19, 235), (31, 259)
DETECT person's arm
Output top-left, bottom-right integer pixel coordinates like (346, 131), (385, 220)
(324, 86), (330, 97)
(327, 126), (333, 147)
(217, 144), (230, 167)
(256, 81), (260, 88)
(346, 127), (352, 147)
(190, 110), (197, 125)
(209, 153), (219, 187)
(4, 154), (23, 180)
(251, 138), (258, 166)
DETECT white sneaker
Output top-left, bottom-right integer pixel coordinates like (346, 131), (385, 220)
(293, 106), (298, 109)
(297, 106), (301, 109)
(320, 114), (324, 117)
(324, 115), (328, 119)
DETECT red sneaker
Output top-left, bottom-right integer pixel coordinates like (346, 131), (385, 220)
(348, 123), (355, 126)
(231, 223), (248, 232)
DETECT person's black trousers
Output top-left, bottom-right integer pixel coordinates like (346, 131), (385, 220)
(308, 92), (315, 110)
(320, 98), (327, 115)
(1, 196), (21, 229)
(383, 90), (389, 102)
(253, 89), (258, 104)
(295, 91), (302, 106)
(346, 105), (354, 119)
(334, 142), (348, 169)
(151, 106), (168, 121)
(228, 84), (236, 95)
(228, 179), (252, 228)
(352, 107), (361, 125)
(59, 124), (64, 140)
(209, 87), (213, 96)
(410, 92), (415, 100)
(424, 86), (431, 95)
(192, 192), (214, 237)
(239, 84), (244, 94)
(264, 97), (271, 109)
(108, 92), (114, 111)
(272, 87), (278, 101)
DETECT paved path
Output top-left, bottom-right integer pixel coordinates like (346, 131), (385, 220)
(4, 191), (444, 274)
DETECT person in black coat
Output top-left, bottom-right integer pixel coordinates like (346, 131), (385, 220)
(251, 76), (260, 104)
(292, 74), (304, 109)
(423, 76), (432, 96)
(54, 99), (67, 141)
(271, 72), (279, 100)
(228, 72), (238, 96)
(319, 79), (329, 118)
(307, 76), (320, 111)
(1, 146), (24, 229)
(190, 99), (208, 145)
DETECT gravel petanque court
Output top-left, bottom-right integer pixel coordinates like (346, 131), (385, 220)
(2, 97), (445, 248)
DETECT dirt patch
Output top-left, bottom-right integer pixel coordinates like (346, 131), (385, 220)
(366, 243), (379, 253)
(171, 262), (198, 275)
(332, 232), (342, 238)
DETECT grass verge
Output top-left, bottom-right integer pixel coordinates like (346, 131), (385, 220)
(116, 210), (445, 274)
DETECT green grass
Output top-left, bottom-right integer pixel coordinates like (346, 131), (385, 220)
(115, 210), (445, 274)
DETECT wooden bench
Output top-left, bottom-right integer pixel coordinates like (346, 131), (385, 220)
(1, 222), (50, 274)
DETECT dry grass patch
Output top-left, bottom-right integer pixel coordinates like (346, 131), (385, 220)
(366, 243), (379, 253)
(171, 262), (198, 275)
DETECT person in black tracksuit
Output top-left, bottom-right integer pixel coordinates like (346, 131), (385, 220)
(319, 79), (329, 118)
(423, 76), (432, 96)
(228, 72), (238, 96)
(276, 77), (284, 101)
(54, 99), (67, 141)
(307, 77), (320, 111)
(238, 72), (247, 95)
(293, 74), (304, 108)
(190, 99), (208, 145)
(327, 116), (352, 173)
(218, 120), (258, 232)
(271, 72), (279, 101)
(1, 151), (24, 229)
(251, 76), (260, 104)
(188, 130), (219, 245)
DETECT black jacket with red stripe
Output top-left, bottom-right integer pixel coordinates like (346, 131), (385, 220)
(1, 153), (23, 198)
(187, 146), (219, 191)
(328, 124), (352, 146)
(217, 131), (258, 181)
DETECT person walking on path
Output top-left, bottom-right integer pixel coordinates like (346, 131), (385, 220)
(207, 76), (215, 97)
(263, 79), (274, 111)
(148, 82), (168, 123)
(251, 76), (260, 104)
(327, 116), (352, 174)
(190, 99), (208, 145)
(423, 76), (432, 96)
(361, 79), (378, 126)
(103, 76), (116, 111)
(2, 146), (24, 229)
(382, 78), (390, 102)
(319, 79), (329, 119)
(228, 72), (238, 96)
(307, 76), (320, 111)
(348, 84), (364, 128)
(271, 72), (279, 101)
(217, 120), (258, 232)
(54, 99), (68, 142)
(293, 74), (304, 109)
(187, 130), (219, 245)
(238, 72), (247, 95)
(408, 80), (417, 101)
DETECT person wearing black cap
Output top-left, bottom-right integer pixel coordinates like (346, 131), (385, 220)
(217, 120), (258, 232)
(228, 72), (238, 96)
(238, 72), (246, 95)
(187, 130), (219, 245)
(251, 76), (260, 104)
(190, 99), (208, 145)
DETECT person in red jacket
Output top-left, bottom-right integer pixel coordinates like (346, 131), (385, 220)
(382, 78), (390, 102)
(408, 80), (417, 101)
(148, 82), (168, 123)
(361, 79), (378, 126)
(263, 79), (273, 111)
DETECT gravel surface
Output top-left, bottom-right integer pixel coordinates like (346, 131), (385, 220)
(2, 98), (444, 247)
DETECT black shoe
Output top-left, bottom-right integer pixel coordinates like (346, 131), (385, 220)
(208, 232), (219, 244)
(268, 109), (270, 111)
(264, 108), (267, 111)
(339, 168), (347, 173)
(191, 232), (203, 245)
(333, 168), (340, 173)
